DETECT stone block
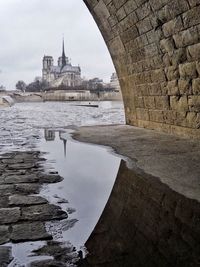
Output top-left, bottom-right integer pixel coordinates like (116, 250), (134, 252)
(162, 16), (183, 37)
(108, 15), (118, 27)
(149, 110), (164, 122)
(155, 96), (170, 110)
(170, 96), (189, 112)
(116, 6), (126, 21)
(168, 0), (189, 18)
(136, 108), (149, 121)
(149, 0), (169, 11)
(124, 0), (137, 15)
(21, 204), (68, 221)
(151, 69), (166, 83)
(143, 96), (155, 109)
(134, 96), (144, 108)
(173, 27), (199, 48)
(160, 38), (175, 53)
(188, 96), (200, 112)
(167, 80), (179, 95)
(179, 62), (197, 79)
(187, 0), (200, 7)
(149, 83), (162, 95)
(11, 222), (52, 242)
(113, 0), (127, 9)
(136, 2), (151, 20)
(178, 79), (192, 95)
(0, 226), (10, 245)
(192, 78), (200, 94)
(9, 195), (48, 206)
(135, 84), (149, 96)
(165, 66), (180, 81)
(182, 5), (200, 28)
(187, 43), (200, 61)
(0, 208), (21, 224)
(163, 110), (177, 124)
(136, 17), (153, 35)
(186, 112), (198, 128)
(157, 4), (172, 23)
(0, 246), (13, 266)
(196, 61), (200, 75)
(171, 48), (187, 66)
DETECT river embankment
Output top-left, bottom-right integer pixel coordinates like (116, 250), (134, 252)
(4, 90), (122, 103)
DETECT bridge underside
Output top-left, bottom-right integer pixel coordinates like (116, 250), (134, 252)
(84, 0), (200, 139)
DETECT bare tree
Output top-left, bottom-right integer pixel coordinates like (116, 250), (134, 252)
(16, 80), (26, 92)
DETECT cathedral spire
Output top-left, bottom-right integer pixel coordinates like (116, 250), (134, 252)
(61, 37), (66, 68)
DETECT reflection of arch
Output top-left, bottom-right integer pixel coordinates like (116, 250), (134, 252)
(84, 1), (200, 139)
(80, 161), (200, 266)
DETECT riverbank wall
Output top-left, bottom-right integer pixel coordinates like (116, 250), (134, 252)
(6, 90), (122, 103)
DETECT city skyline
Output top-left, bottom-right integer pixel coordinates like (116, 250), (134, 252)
(0, 0), (115, 89)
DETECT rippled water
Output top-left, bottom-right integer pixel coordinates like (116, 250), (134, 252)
(0, 101), (125, 153)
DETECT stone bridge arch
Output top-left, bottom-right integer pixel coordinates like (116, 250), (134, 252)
(84, 0), (200, 139)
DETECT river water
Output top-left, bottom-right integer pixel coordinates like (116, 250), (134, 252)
(0, 101), (125, 154)
(0, 101), (125, 266)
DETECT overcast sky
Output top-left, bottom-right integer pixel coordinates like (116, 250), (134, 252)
(0, 0), (115, 89)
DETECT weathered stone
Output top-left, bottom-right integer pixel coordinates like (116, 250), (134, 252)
(173, 27), (199, 48)
(9, 195), (48, 206)
(167, 80), (179, 95)
(21, 204), (68, 221)
(192, 78), (200, 95)
(0, 197), (9, 208)
(188, 96), (200, 112)
(4, 174), (38, 184)
(0, 226), (10, 245)
(38, 173), (63, 183)
(178, 79), (192, 95)
(162, 16), (183, 37)
(165, 66), (180, 81)
(155, 96), (169, 110)
(149, 110), (164, 122)
(179, 62), (197, 79)
(136, 108), (149, 121)
(0, 208), (21, 224)
(187, 43), (200, 61)
(11, 222), (52, 242)
(2, 158), (24, 164)
(15, 183), (41, 195)
(160, 38), (175, 53)
(182, 5), (200, 28)
(0, 246), (13, 267)
(0, 185), (15, 196)
(170, 96), (189, 112)
(7, 162), (36, 170)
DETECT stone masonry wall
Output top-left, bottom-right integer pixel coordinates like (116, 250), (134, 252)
(84, 0), (200, 139)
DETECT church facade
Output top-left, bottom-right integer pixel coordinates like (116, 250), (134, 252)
(42, 40), (82, 88)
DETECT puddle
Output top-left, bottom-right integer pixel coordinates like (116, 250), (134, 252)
(38, 129), (121, 249)
(7, 241), (53, 267)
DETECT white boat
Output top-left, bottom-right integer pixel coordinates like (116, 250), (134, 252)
(0, 96), (15, 107)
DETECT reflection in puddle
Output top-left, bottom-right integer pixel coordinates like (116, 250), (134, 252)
(39, 129), (121, 249)
(80, 161), (200, 267)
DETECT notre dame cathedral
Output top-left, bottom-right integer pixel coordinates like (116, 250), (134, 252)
(42, 40), (82, 88)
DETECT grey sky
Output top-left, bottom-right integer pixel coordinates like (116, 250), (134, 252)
(0, 0), (115, 89)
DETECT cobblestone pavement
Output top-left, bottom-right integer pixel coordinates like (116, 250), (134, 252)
(0, 151), (79, 267)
